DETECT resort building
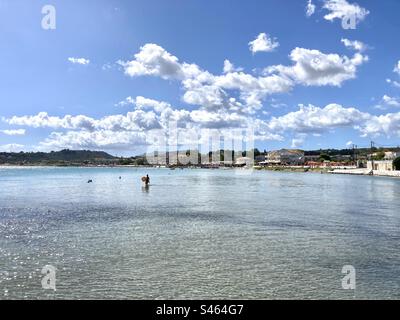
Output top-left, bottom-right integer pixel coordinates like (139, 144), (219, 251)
(304, 155), (321, 162)
(266, 149), (305, 166)
(367, 160), (395, 172)
(384, 152), (398, 160)
(235, 157), (253, 167)
(369, 151), (399, 161)
(255, 155), (267, 162)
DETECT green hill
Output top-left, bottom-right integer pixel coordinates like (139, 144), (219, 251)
(0, 149), (117, 166)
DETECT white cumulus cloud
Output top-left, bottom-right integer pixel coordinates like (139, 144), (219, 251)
(323, 0), (369, 26)
(360, 112), (400, 138)
(306, 0), (316, 17)
(394, 61), (400, 75)
(118, 42), (367, 114)
(39, 130), (149, 152)
(6, 99), (400, 152)
(387, 78), (400, 89)
(223, 60), (243, 74)
(134, 96), (172, 113)
(265, 47), (368, 86)
(118, 44), (289, 113)
(341, 38), (367, 52)
(249, 33), (279, 54)
(0, 129), (26, 136)
(0, 144), (25, 152)
(382, 95), (400, 107)
(118, 43), (189, 80)
(266, 103), (369, 134)
(115, 96), (135, 107)
(68, 57), (90, 65)
(263, 103), (400, 139)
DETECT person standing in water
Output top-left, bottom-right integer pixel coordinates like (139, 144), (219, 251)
(142, 174), (150, 187)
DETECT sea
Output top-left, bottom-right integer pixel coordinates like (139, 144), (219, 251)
(0, 167), (399, 299)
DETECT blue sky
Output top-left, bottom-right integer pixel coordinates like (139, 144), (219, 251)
(1, 0), (400, 156)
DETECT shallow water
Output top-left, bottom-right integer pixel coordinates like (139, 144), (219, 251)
(0, 167), (399, 299)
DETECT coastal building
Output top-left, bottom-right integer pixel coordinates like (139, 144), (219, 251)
(331, 154), (353, 162)
(266, 149), (305, 166)
(220, 160), (234, 167)
(306, 161), (321, 168)
(235, 157), (253, 167)
(146, 152), (167, 165)
(304, 155), (321, 163)
(367, 160), (395, 172)
(369, 151), (399, 161)
(255, 155), (267, 162)
(384, 152), (398, 160)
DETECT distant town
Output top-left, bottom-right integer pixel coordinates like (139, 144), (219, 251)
(1, 146), (400, 177)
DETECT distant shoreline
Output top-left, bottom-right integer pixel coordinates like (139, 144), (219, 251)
(1, 164), (399, 178)
(0, 164), (152, 168)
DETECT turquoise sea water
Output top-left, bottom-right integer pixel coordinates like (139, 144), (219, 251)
(0, 167), (399, 299)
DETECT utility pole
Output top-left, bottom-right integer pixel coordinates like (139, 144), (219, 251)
(352, 144), (358, 165)
(371, 141), (375, 172)
(355, 145), (358, 162)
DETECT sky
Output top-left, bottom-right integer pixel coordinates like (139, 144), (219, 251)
(1, 0), (400, 156)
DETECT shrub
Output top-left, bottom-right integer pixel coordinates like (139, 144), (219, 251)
(393, 157), (400, 171)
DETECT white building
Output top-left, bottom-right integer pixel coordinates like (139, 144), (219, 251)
(384, 152), (398, 160)
(266, 149), (305, 166)
(235, 157), (253, 167)
(367, 160), (394, 172)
